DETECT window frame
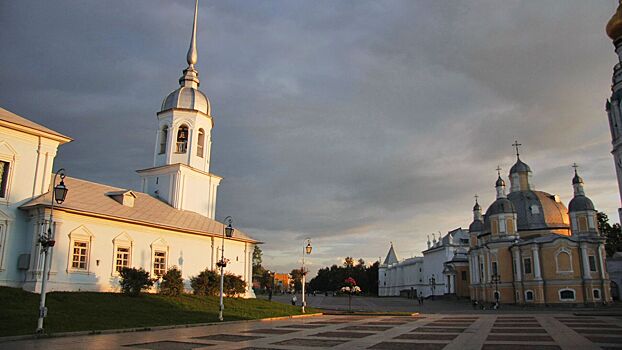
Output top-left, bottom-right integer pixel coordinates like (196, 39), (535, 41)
(523, 257), (532, 274)
(152, 250), (167, 278)
(196, 128), (205, 157)
(592, 288), (601, 300)
(71, 240), (90, 271)
(559, 288), (576, 302)
(67, 226), (94, 274)
(525, 290), (535, 302)
(555, 248), (574, 274)
(158, 125), (168, 155)
(588, 255), (597, 272)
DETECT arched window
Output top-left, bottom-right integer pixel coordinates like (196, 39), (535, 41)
(556, 249), (573, 273)
(197, 128), (205, 157)
(159, 126), (168, 154)
(593, 289), (601, 300)
(176, 125), (188, 153)
(525, 290), (534, 301)
(491, 219), (498, 235)
(559, 289), (575, 301)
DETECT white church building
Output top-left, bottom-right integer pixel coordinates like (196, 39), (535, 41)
(0, 2), (257, 297)
(378, 228), (470, 298)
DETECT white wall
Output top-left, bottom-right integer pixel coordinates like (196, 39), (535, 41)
(21, 210), (255, 298)
(0, 126), (61, 288)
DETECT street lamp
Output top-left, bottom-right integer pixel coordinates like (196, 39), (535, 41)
(217, 216), (234, 321)
(429, 274), (436, 300)
(36, 168), (68, 333)
(301, 238), (312, 313)
(491, 274), (501, 304)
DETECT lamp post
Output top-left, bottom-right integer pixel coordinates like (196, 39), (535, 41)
(217, 216), (234, 321)
(36, 169), (68, 333)
(429, 274), (436, 300)
(491, 274), (501, 303)
(301, 238), (312, 313)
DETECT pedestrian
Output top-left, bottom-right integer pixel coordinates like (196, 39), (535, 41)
(291, 295), (297, 306)
(419, 292), (424, 305)
(268, 288), (273, 301)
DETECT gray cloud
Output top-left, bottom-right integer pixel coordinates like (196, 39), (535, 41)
(0, 0), (619, 275)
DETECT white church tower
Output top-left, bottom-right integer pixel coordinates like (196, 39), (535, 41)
(606, 1), (622, 223)
(137, 0), (221, 219)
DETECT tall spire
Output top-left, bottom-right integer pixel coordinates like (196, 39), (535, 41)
(179, 0), (201, 88)
(187, 0), (199, 67)
(495, 166), (506, 199)
(571, 163), (585, 196)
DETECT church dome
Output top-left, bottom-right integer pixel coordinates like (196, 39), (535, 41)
(161, 87), (210, 115)
(607, 1), (622, 41)
(572, 173), (584, 185)
(486, 198), (515, 216)
(469, 219), (483, 233)
(568, 195), (595, 212)
(507, 190), (570, 231)
(510, 158), (531, 174)
(495, 176), (505, 187)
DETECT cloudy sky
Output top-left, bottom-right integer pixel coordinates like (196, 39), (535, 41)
(1, 1), (620, 276)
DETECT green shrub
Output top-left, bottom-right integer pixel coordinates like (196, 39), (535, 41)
(119, 267), (153, 296)
(159, 266), (184, 296)
(224, 273), (247, 297)
(190, 269), (219, 296)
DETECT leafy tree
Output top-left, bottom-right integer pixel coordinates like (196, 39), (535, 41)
(290, 268), (303, 292)
(308, 258), (380, 295)
(190, 269), (219, 296)
(119, 267), (154, 296)
(598, 212), (622, 256)
(159, 266), (184, 296)
(344, 257), (354, 268)
(252, 245), (263, 271)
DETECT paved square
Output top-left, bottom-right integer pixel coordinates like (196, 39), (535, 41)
(2, 312), (622, 350)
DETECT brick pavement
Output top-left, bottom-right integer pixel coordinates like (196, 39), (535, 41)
(1, 313), (621, 350)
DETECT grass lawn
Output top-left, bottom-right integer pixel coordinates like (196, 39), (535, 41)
(0, 287), (319, 337)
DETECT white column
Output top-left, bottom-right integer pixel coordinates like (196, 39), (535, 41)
(598, 244), (606, 279)
(532, 246), (542, 280)
(512, 248), (522, 282)
(580, 243), (590, 279)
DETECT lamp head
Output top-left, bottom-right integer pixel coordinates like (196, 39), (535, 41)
(54, 178), (68, 204)
(225, 222), (234, 238)
(305, 242), (312, 255)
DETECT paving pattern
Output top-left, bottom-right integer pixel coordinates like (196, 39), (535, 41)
(2, 313), (621, 350)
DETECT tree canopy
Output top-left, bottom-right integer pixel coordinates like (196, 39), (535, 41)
(308, 257), (379, 295)
(598, 212), (622, 256)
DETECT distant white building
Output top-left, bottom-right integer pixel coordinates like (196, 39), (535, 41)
(0, 2), (257, 297)
(378, 228), (470, 298)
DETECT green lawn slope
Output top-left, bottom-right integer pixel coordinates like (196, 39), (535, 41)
(0, 287), (317, 336)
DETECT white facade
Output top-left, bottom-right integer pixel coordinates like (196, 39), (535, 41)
(379, 228), (469, 297)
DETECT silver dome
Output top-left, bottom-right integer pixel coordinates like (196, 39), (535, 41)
(510, 158), (531, 174)
(161, 87), (210, 115)
(568, 195), (595, 212)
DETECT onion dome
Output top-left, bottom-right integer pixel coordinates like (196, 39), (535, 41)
(473, 200), (481, 212)
(469, 219), (484, 233)
(495, 175), (505, 187)
(607, 1), (622, 41)
(506, 190), (570, 231)
(569, 196), (595, 212)
(486, 198), (515, 216)
(510, 158), (531, 174)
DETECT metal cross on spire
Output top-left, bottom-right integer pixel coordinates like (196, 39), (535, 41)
(512, 140), (522, 158)
(496, 165), (502, 176)
(572, 162), (579, 174)
(474, 194), (479, 203)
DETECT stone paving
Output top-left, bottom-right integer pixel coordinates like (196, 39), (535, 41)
(2, 313), (622, 350)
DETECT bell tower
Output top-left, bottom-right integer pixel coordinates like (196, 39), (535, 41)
(606, 0), (622, 223)
(137, 0), (221, 219)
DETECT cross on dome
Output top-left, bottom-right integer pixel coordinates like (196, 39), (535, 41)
(512, 140), (522, 158)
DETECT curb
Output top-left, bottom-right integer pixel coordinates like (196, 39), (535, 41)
(0, 313), (324, 343)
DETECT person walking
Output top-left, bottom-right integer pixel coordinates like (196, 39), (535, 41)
(291, 295), (297, 306)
